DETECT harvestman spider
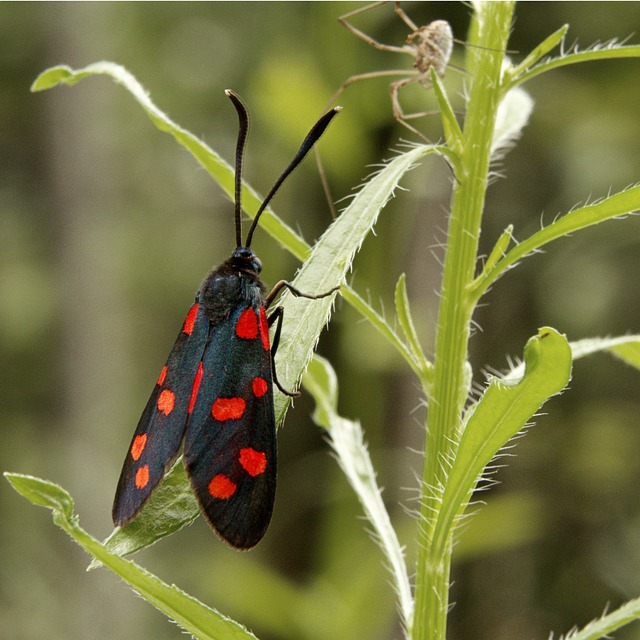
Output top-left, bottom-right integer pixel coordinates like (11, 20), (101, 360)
(328, 1), (456, 141)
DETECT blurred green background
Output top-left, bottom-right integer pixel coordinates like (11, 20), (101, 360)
(3, 2), (640, 639)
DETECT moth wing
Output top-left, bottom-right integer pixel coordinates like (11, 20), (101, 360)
(184, 304), (276, 549)
(113, 301), (209, 526)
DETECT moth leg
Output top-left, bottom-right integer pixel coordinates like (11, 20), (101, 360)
(264, 282), (339, 396)
(266, 306), (299, 398)
(265, 279), (340, 309)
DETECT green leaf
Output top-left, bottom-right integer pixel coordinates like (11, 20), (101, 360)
(91, 461), (198, 567)
(471, 184), (640, 302)
(509, 43), (640, 90)
(303, 356), (413, 631)
(5, 472), (75, 518)
(504, 23), (569, 83)
(608, 342), (640, 369)
(431, 327), (572, 556)
(31, 65), (95, 91)
(394, 274), (433, 390)
(31, 62), (309, 260)
(555, 595), (640, 640)
(491, 86), (533, 157)
(499, 335), (640, 387)
(304, 355), (338, 426)
(571, 335), (640, 370)
(480, 225), (513, 274)
(430, 69), (463, 159)
(272, 143), (438, 422)
(5, 473), (257, 640)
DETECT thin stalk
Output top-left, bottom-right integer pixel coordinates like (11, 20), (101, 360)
(411, 4), (515, 639)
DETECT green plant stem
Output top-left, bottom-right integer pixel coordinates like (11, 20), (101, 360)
(412, 4), (515, 639)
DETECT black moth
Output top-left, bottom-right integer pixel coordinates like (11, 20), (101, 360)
(113, 90), (340, 549)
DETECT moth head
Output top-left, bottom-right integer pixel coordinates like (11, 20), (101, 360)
(231, 246), (262, 275)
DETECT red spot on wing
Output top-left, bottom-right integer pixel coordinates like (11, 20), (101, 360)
(157, 389), (175, 416)
(212, 397), (246, 421)
(239, 447), (267, 477)
(259, 306), (270, 351)
(183, 303), (199, 335)
(130, 434), (147, 461)
(236, 307), (258, 339)
(188, 362), (203, 414)
(135, 465), (150, 489)
(252, 377), (268, 398)
(157, 365), (167, 386)
(208, 474), (236, 499)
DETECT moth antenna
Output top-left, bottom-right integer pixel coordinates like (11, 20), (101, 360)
(225, 89), (250, 248)
(245, 106), (341, 248)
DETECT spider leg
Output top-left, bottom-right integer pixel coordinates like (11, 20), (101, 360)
(394, 0), (418, 31)
(389, 77), (435, 142)
(339, 2), (409, 55)
(326, 68), (418, 111)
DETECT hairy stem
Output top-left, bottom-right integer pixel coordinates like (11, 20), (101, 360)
(412, 4), (516, 639)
